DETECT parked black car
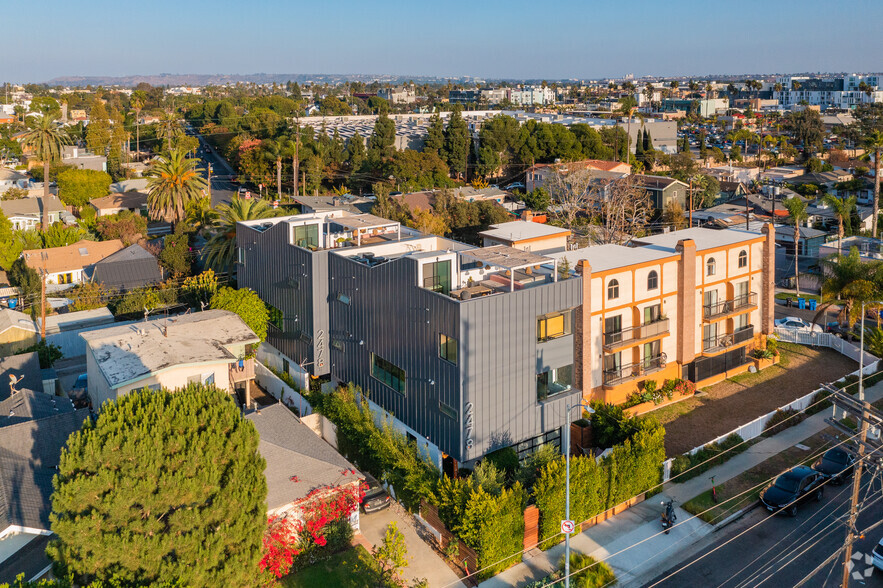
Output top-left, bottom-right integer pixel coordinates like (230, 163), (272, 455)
(813, 447), (857, 485)
(361, 474), (391, 513)
(761, 465), (825, 516)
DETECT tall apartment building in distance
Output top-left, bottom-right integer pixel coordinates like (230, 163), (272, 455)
(774, 74), (883, 109)
(238, 212), (774, 472)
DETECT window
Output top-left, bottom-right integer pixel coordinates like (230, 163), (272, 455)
(604, 314), (622, 343)
(203, 372), (215, 386)
(237, 248), (246, 265)
(706, 257), (716, 276)
(734, 312), (749, 331)
(537, 310), (573, 342)
(439, 401), (457, 420)
(336, 292), (351, 305)
(647, 270), (658, 291)
(607, 279), (620, 300)
(738, 250), (748, 268)
(439, 334), (458, 364)
(644, 304), (661, 324)
(371, 353), (406, 395)
(293, 224), (320, 250)
(423, 260), (452, 295)
(58, 272), (73, 285)
(537, 364), (574, 401)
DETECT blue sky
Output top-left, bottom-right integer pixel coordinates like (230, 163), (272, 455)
(6, 0), (883, 82)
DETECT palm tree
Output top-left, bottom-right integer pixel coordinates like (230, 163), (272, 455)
(280, 136), (300, 197)
(863, 130), (883, 237)
(21, 114), (70, 228)
(262, 139), (284, 199)
(813, 247), (883, 330)
(822, 193), (857, 254)
(184, 197), (218, 235)
(782, 196), (809, 296)
(203, 196), (280, 274)
(156, 109), (182, 153)
(617, 96), (637, 163)
(131, 90), (146, 158)
(146, 149), (207, 224)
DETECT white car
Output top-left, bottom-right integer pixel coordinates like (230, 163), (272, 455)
(775, 316), (822, 332)
(874, 536), (883, 571)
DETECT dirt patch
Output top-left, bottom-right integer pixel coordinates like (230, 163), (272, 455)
(656, 343), (857, 457)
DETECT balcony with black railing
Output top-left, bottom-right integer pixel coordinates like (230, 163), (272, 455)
(602, 353), (667, 387)
(702, 325), (755, 353)
(603, 318), (670, 351)
(703, 292), (758, 321)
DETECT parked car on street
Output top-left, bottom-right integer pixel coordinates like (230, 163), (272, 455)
(761, 465), (825, 516)
(361, 474), (391, 513)
(873, 535), (883, 571)
(774, 316), (822, 332)
(812, 446), (856, 484)
(504, 182), (525, 190)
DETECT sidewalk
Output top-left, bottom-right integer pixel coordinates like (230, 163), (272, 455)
(477, 381), (883, 588)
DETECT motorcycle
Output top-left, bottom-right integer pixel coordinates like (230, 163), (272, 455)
(661, 500), (677, 534)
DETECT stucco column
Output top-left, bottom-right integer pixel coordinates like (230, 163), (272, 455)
(761, 223), (776, 335)
(574, 260), (592, 401)
(676, 239), (697, 366)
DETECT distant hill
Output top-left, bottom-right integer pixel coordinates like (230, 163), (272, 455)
(43, 73), (483, 87)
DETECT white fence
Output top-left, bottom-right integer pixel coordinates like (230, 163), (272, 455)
(254, 361), (314, 417)
(663, 331), (881, 481)
(773, 327), (878, 366)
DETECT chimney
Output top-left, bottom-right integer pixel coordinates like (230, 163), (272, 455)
(523, 210), (534, 222)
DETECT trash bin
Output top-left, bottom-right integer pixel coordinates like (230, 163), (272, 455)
(798, 298), (806, 309)
(809, 299), (817, 311)
(786, 297), (793, 307)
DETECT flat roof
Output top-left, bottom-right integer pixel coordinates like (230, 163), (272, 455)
(547, 243), (677, 274)
(81, 310), (259, 388)
(480, 220), (571, 243)
(459, 245), (551, 270)
(329, 213), (400, 231)
(631, 227), (763, 252)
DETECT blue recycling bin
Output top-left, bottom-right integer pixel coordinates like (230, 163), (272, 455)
(809, 298), (817, 311)
(798, 298), (806, 309)
(6, 299), (16, 309)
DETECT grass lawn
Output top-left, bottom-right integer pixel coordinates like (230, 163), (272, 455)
(281, 545), (380, 588)
(682, 429), (834, 524)
(775, 292), (821, 303)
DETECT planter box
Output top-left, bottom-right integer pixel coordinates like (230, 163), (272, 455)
(752, 354), (780, 371)
(624, 390), (696, 417)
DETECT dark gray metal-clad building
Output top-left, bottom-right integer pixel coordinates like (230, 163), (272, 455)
(238, 210), (582, 465)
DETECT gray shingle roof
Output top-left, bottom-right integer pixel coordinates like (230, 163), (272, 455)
(245, 404), (361, 508)
(0, 352), (42, 402)
(0, 409), (88, 531)
(90, 244), (162, 291)
(0, 390), (76, 428)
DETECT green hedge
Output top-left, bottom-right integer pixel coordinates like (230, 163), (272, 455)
(533, 419), (665, 548)
(313, 384), (438, 511)
(460, 484), (526, 579)
(669, 433), (746, 482)
(762, 408), (806, 437)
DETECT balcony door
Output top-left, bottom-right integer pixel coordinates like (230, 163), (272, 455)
(605, 315), (622, 344)
(735, 280), (749, 305)
(643, 340), (660, 369)
(643, 304), (661, 325)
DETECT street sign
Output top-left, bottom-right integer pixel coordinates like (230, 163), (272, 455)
(561, 520), (575, 534)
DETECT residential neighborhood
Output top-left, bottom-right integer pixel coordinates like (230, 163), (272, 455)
(3, 4), (883, 588)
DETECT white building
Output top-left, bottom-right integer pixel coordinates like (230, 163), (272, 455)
(378, 86), (416, 104)
(510, 86), (555, 106)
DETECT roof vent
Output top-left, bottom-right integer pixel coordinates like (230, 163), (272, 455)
(79, 247), (89, 256)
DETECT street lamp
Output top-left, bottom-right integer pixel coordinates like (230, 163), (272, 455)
(563, 400), (595, 588)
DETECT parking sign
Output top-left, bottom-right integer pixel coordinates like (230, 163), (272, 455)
(561, 520), (575, 534)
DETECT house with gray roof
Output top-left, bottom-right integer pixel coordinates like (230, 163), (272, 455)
(0, 352), (42, 402)
(246, 404), (364, 524)
(0, 195), (66, 230)
(0, 389), (75, 428)
(0, 406), (88, 582)
(89, 244), (163, 291)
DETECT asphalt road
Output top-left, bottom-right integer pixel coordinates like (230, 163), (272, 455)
(186, 126), (237, 207)
(646, 470), (883, 588)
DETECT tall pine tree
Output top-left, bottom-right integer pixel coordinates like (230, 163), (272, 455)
(49, 385), (268, 587)
(86, 97), (111, 154)
(643, 128), (652, 151)
(444, 108), (470, 179)
(368, 113), (396, 161)
(635, 129), (645, 160)
(424, 113), (445, 155)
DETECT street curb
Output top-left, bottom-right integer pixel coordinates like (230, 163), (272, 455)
(712, 500), (761, 532)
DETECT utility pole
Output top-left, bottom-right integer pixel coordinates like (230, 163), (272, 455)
(842, 401), (869, 588)
(689, 179), (694, 227)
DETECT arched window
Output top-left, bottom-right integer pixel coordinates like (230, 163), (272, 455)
(738, 250), (748, 268)
(607, 279), (620, 300)
(706, 257), (716, 276)
(647, 270), (659, 290)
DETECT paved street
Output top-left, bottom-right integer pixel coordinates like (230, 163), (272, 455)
(186, 126), (237, 207)
(647, 471), (883, 588)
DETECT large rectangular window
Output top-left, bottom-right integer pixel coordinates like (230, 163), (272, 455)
(371, 353), (406, 395)
(293, 223), (320, 250)
(537, 364), (574, 401)
(439, 333), (458, 364)
(538, 310), (573, 342)
(423, 260), (452, 295)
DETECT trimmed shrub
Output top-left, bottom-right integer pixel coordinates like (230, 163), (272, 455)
(485, 446), (519, 480)
(669, 434), (747, 482)
(805, 390), (833, 416)
(459, 484), (526, 580)
(523, 553), (617, 588)
(762, 408), (806, 437)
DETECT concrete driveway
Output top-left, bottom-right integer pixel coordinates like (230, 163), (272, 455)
(358, 504), (464, 588)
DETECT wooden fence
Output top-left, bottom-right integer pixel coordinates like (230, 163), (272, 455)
(419, 500), (479, 586)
